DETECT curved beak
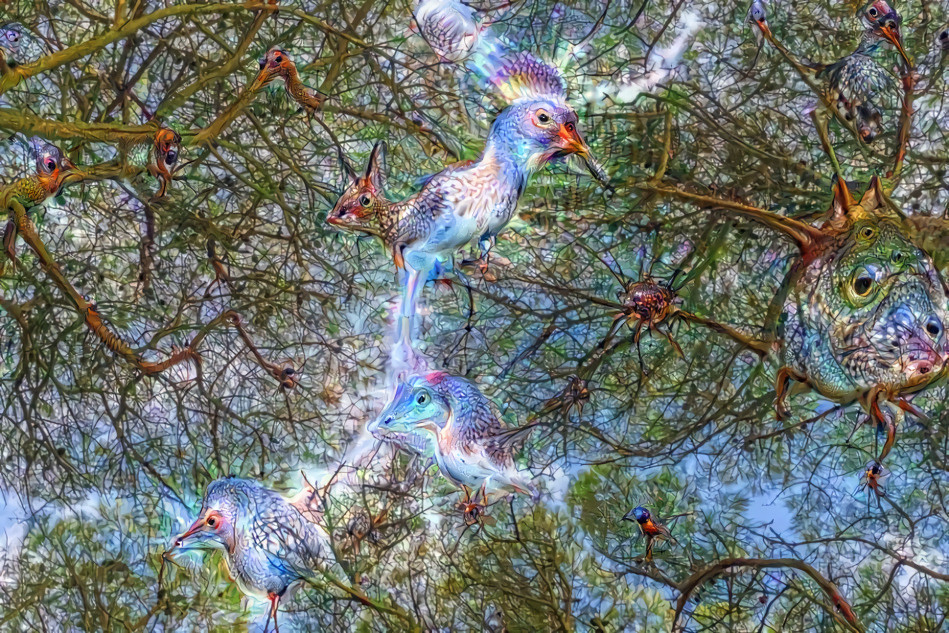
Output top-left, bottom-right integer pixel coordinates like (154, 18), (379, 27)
(622, 508), (636, 522)
(879, 20), (911, 67)
(555, 123), (591, 159)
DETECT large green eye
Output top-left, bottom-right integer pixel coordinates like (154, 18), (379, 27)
(859, 226), (876, 240)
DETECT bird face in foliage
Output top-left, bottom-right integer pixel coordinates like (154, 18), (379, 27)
(494, 99), (595, 173)
(255, 47), (295, 87)
(32, 138), (81, 198)
(369, 376), (450, 444)
(151, 128), (181, 198)
(863, 0), (910, 66)
(174, 485), (239, 554)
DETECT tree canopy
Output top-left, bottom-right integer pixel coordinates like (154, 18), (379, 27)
(1, 0), (949, 631)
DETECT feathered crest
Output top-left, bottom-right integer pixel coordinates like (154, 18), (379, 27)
(486, 50), (568, 103)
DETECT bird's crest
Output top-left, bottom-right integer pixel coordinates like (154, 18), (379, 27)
(425, 370), (450, 385)
(487, 51), (567, 104)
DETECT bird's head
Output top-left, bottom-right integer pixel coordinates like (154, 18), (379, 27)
(623, 506), (651, 524)
(864, 0), (910, 66)
(174, 480), (241, 554)
(747, 0), (770, 36)
(327, 141), (387, 236)
(255, 46), (294, 87)
(368, 373), (451, 441)
(152, 128), (181, 197)
(938, 26), (949, 53)
(493, 98), (594, 172)
(32, 138), (82, 196)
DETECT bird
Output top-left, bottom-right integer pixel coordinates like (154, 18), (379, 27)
(368, 371), (537, 522)
(0, 23), (22, 68)
(747, 0), (769, 67)
(256, 47), (327, 116)
(812, 0), (912, 142)
(123, 127), (182, 199)
(2, 137), (83, 267)
(412, 0), (485, 63)
(168, 477), (342, 633)
(328, 51), (609, 338)
(859, 460), (890, 504)
(622, 506), (677, 562)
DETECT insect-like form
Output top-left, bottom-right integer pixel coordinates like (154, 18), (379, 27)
(413, 0), (485, 63)
(622, 506), (677, 562)
(167, 477), (342, 633)
(256, 47), (327, 116)
(720, 176), (949, 465)
(330, 52), (609, 334)
(368, 372), (537, 522)
(3, 138), (83, 267)
(589, 250), (769, 371)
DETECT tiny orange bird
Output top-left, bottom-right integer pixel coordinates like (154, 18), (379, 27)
(623, 506), (677, 562)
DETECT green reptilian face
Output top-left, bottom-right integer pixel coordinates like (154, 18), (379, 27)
(781, 188), (949, 399)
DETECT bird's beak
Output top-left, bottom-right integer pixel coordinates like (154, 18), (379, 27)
(754, 18), (772, 39)
(173, 518), (205, 548)
(622, 508), (635, 522)
(879, 21), (911, 67)
(555, 123), (591, 159)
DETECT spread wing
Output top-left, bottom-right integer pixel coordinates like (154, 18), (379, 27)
(486, 50), (568, 103)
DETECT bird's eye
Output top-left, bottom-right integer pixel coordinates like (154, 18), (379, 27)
(359, 194), (372, 207)
(275, 55), (282, 63)
(536, 110), (551, 124)
(939, 30), (949, 41)
(853, 275), (873, 297)
(565, 122), (576, 133)
(165, 150), (177, 164)
(206, 516), (217, 527)
(45, 158), (56, 171)
(859, 226), (876, 240)
(417, 393), (428, 405)
(868, 6), (879, 16)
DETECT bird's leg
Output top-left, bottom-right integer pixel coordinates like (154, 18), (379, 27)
(478, 233), (495, 275)
(265, 592), (281, 633)
(644, 535), (654, 563)
(774, 366), (806, 421)
(656, 323), (685, 359)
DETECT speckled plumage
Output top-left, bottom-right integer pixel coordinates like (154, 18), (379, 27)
(257, 47), (326, 114)
(170, 477), (339, 602)
(369, 372), (536, 498)
(815, 0), (909, 142)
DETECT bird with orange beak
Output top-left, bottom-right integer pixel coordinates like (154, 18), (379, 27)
(817, 0), (912, 142)
(3, 137), (84, 267)
(328, 51), (610, 336)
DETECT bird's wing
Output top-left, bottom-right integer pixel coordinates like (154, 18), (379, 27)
(248, 490), (335, 580)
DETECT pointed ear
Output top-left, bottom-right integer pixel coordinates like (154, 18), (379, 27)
(337, 148), (358, 185)
(366, 141), (387, 191)
(829, 174), (855, 227)
(858, 175), (885, 211)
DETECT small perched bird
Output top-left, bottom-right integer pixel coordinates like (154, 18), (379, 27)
(256, 47), (327, 115)
(329, 52), (609, 334)
(0, 23), (22, 66)
(3, 138), (83, 266)
(814, 0), (912, 142)
(168, 477), (341, 633)
(622, 506), (677, 562)
(860, 460), (890, 498)
(124, 127), (181, 199)
(368, 372), (537, 521)
(747, 0), (769, 67)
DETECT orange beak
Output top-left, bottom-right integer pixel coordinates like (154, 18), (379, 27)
(555, 122), (591, 159)
(755, 18), (772, 39)
(879, 22), (911, 68)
